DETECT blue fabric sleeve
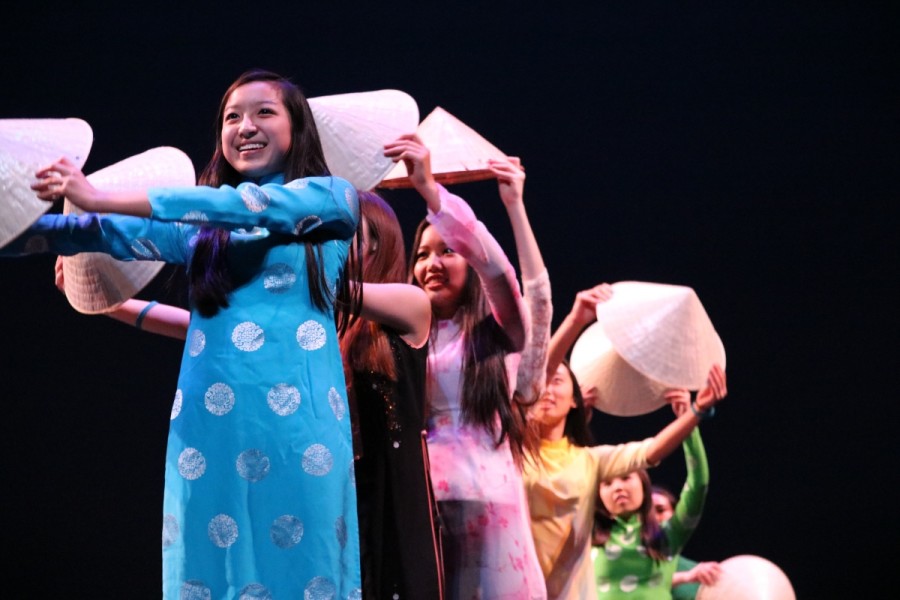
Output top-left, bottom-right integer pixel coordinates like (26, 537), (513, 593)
(0, 212), (192, 264)
(148, 176), (358, 239)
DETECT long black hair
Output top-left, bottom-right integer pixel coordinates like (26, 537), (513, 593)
(408, 218), (526, 467)
(189, 69), (354, 324)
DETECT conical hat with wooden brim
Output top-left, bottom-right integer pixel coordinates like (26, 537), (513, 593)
(0, 118), (93, 249)
(378, 106), (507, 188)
(61, 146), (196, 314)
(309, 89), (419, 191)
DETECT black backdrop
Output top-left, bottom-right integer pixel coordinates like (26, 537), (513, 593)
(1, 2), (896, 598)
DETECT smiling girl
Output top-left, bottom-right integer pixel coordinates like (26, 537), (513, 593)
(7, 69), (363, 599)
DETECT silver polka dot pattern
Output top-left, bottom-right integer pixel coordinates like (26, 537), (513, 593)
(267, 383), (301, 416)
(171, 389), (183, 420)
(181, 210), (209, 223)
(284, 178), (308, 190)
(620, 575), (639, 592)
(239, 583), (272, 600)
(304, 577), (337, 600)
(241, 184), (270, 213)
(262, 263), (296, 294)
(130, 238), (162, 259)
(208, 514), (239, 548)
(232, 321), (265, 352)
(270, 515), (304, 549)
(162, 514), (179, 549)
(328, 387), (345, 420)
(296, 320), (326, 351)
(205, 382), (235, 416)
(335, 516), (347, 548)
(189, 329), (206, 357)
(344, 187), (354, 211)
(180, 580), (212, 600)
(604, 544), (622, 560)
(294, 215), (322, 235)
(178, 448), (206, 480)
(236, 449), (271, 482)
(302, 444), (333, 476)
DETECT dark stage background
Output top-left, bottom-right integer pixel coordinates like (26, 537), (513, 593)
(1, 3), (896, 598)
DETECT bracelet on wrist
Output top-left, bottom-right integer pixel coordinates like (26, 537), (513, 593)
(135, 300), (159, 331)
(690, 396), (716, 420)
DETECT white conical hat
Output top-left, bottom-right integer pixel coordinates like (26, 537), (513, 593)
(0, 118), (93, 249)
(61, 146), (196, 314)
(594, 281), (726, 390)
(697, 555), (796, 600)
(569, 321), (670, 416)
(378, 106), (507, 189)
(309, 89), (419, 191)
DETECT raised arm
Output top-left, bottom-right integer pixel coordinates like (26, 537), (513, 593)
(546, 283), (613, 384)
(644, 364), (727, 465)
(492, 157), (552, 403)
(664, 426), (709, 555)
(387, 134), (529, 350)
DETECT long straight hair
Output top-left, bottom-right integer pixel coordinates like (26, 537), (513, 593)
(593, 469), (667, 561)
(189, 69), (358, 330)
(408, 218), (526, 467)
(340, 191), (408, 385)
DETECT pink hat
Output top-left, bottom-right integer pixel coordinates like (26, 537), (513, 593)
(309, 89), (419, 191)
(61, 146), (196, 314)
(378, 106), (507, 189)
(0, 118), (93, 249)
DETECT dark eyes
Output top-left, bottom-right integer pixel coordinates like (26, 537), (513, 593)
(223, 107), (276, 123)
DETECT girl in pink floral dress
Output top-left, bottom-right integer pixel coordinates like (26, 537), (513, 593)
(385, 134), (546, 599)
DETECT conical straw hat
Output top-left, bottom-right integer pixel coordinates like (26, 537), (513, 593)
(378, 107), (507, 189)
(697, 555), (796, 600)
(569, 321), (669, 416)
(61, 146), (196, 314)
(594, 281), (726, 390)
(0, 118), (93, 249)
(309, 89), (419, 191)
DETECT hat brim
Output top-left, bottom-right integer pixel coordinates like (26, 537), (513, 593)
(377, 106), (506, 189)
(0, 118), (93, 249)
(62, 146), (196, 314)
(597, 281), (726, 390)
(569, 321), (669, 416)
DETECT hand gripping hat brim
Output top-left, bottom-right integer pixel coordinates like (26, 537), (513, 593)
(0, 118), (93, 249)
(569, 281), (726, 416)
(61, 146), (196, 314)
(309, 89), (419, 191)
(378, 106), (507, 189)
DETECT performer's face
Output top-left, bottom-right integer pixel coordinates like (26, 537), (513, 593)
(651, 492), (674, 523)
(221, 81), (292, 178)
(412, 225), (468, 319)
(599, 471), (644, 517)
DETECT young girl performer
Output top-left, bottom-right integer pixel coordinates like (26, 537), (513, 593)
(592, 394), (718, 599)
(10, 69), (363, 599)
(385, 133), (546, 599)
(523, 284), (727, 599)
